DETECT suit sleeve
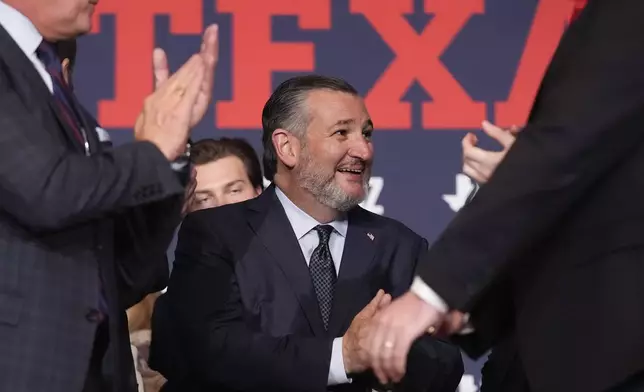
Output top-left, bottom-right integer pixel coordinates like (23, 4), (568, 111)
(384, 233), (464, 391)
(0, 86), (184, 232)
(113, 196), (183, 309)
(166, 211), (333, 392)
(418, 0), (644, 310)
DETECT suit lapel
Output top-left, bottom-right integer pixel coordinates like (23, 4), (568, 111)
(0, 26), (85, 153)
(328, 208), (379, 335)
(246, 187), (327, 336)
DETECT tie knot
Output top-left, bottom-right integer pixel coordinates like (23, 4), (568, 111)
(36, 40), (59, 67)
(314, 225), (334, 245)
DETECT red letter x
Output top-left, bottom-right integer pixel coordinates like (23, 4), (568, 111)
(351, 0), (485, 129)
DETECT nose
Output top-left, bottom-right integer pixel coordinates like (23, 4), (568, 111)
(348, 136), (373, 162)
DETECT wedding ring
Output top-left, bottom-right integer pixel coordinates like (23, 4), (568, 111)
(427, 326), (436, 335)
(384, 341), (394, 349)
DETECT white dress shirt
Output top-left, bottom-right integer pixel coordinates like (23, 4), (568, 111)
(0, 1), (53, 92)
(275, 187), (352, 386)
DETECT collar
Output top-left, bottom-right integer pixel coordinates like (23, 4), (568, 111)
(0, 1), (43, 58)
(275, 186), (348, 240)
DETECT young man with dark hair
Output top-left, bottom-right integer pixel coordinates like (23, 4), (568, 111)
(186, 138), (263, 212)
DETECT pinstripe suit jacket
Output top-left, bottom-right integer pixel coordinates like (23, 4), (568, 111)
(0, 25), (184, 392)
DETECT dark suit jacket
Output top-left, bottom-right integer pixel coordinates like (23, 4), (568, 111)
(0, 26), (184, 392)
(416, 1), (644, 391)
(150, 186), (463, 391)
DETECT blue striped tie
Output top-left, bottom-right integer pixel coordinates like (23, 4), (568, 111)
(35, 40), (85, 144)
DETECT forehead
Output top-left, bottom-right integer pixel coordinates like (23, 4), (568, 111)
(304, 89), (369, 129)
(195, 155), (250, 188)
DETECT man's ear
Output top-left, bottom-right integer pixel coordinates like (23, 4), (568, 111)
(272, 128), (301, 171)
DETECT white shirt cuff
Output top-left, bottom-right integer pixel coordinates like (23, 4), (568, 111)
(410, 276), (449, 313)
(410, 277), (476, 334)
(328, 337), (352, 385)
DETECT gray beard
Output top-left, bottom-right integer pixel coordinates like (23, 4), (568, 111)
(296, 152), (368, 212)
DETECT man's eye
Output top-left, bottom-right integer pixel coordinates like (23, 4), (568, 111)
(195, 196), (210, 204)
(334, 129), (348, 136)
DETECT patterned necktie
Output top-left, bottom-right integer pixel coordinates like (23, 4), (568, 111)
(309, 225), (337, 330)
(35, 40), (85, 146)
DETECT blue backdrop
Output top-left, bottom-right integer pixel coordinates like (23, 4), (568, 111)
(73, 1), (578, 389)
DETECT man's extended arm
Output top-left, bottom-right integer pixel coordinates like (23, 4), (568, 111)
(417, 0), (644, 311)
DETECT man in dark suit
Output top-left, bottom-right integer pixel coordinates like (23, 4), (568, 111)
(363, 1), (644, 391)
(152, 75), (463, 391)
(0, 0), (219, 391)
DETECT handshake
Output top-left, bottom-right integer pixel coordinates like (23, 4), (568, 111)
(341, 289), (392, 376)
(342, 289), (467, 386)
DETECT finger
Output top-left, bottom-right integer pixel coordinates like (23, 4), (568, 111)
(390, 337), (412, 383)
(380, 331), (401, 383)
(199, 24), (219, 97)
(481, 120), (515, 149)
(161, 54), (202, 98)
(164, 61), (202, 113)
(369, 318), (390, 384)
(461, 132), (478, 149)
(364, 289), (385, 315)
(201, 24), (219, 66)
(173, 60), (205, 113)
(509, 124), (521, 135)
(378, 294), (392, 309)
(153, 48), (170, 90)
(462, 141), (493, 163)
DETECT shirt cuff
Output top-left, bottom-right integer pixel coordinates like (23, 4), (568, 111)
(410, 276), (449, 313)
(410, 277), (476, 334)
(328, 337), (352, 385)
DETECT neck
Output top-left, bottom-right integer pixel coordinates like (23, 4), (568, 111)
(274, 174), (340, 224)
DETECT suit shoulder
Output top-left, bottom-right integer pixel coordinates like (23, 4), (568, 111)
(183, 200), (248, 229)
(352, 207), (425, 243)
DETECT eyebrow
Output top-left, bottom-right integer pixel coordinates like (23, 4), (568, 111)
(329, 118), (374, 130)
(330, 119), (355, 129)
(224, 179), (246, 189)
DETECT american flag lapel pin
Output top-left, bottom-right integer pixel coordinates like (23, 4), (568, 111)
(367, 232), (374, 241)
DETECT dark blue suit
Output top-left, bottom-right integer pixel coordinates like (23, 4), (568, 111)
(151, 186), (462, 391)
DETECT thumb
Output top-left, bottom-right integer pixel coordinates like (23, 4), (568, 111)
(378, 293), (392, 309)
(363, 289), (385, 315)
(153, 48), (170, 90)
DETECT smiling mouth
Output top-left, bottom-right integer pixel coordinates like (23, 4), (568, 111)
(337, 167), (364, 175)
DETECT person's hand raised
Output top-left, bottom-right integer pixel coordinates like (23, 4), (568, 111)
(135, 54), (205, 161)
(152, 24), (219, 128)
(462, 120), (521, 184)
